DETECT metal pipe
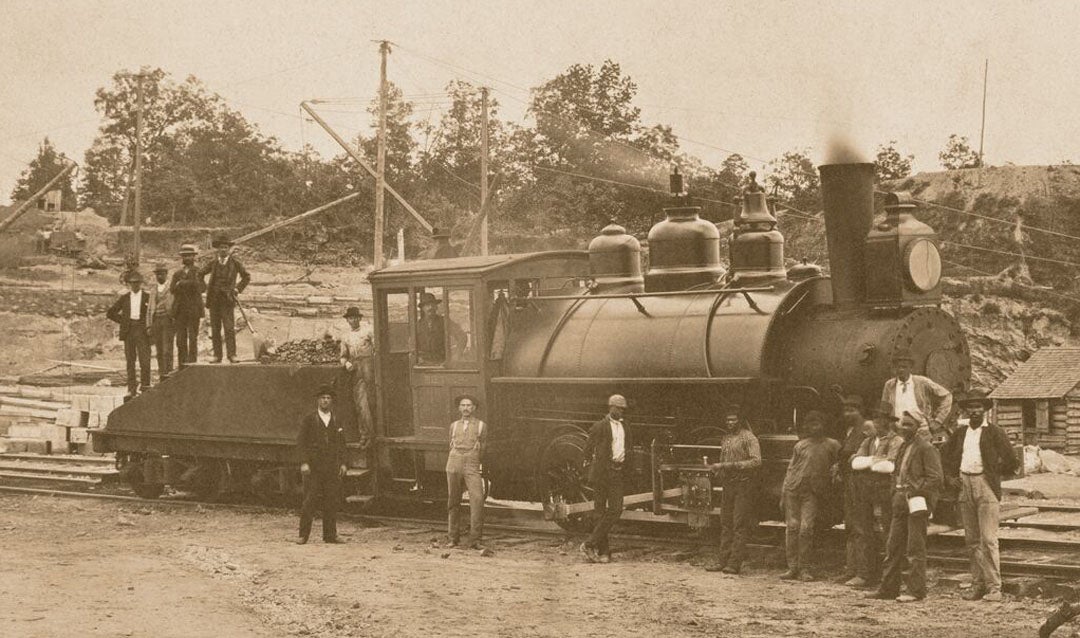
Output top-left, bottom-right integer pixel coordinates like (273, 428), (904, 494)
(818, 163), (875, 308)
(527, 286), (773, 302)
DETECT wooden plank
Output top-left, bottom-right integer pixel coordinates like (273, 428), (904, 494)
(1036, 400), (1050, 432)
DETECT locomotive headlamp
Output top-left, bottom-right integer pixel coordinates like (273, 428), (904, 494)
(864, 191), (943, 308)
(904, 238), (941, 292)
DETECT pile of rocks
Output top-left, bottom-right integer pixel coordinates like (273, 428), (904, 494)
(260, 336), (341, 365)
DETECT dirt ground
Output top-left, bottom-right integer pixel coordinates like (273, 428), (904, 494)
(0, 494), (1065, 638)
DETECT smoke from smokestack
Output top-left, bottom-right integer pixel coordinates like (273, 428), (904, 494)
(823, 133), (869, 165)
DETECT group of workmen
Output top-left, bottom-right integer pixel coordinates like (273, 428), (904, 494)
(106, 234), (250, 396)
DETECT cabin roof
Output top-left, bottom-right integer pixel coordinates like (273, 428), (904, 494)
(989, 348), (1080, 399)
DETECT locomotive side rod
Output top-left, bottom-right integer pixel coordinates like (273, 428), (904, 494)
(526, 286), (774, 302)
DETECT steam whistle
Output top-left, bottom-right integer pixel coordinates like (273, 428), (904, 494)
(669, 166), (686, 199)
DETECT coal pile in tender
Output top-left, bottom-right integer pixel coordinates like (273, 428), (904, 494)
(260, 336), (340, 365)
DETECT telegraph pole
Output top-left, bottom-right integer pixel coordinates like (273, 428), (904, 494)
(978, 58), (988, 168)
(133, 72), (145, 263)
(374, 41), (391, 269)
(480, 86), (490, 256)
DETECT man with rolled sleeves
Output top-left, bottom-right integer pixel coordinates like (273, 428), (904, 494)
(171, 244), (204, 368)
(106, 270), (152, 396)
(867, 412), (943, 603)
(200, 234), (250, 363)
(849, 404), (905, 588)
(780, 410), (840, 581)
(147, 261), (175, 381)
(581, 394), (630, 564)
(296, 385), (347, 544)
(445, 395), (487, 549)
(943, 387), (1019, 602)
(704, 404), (761, 575)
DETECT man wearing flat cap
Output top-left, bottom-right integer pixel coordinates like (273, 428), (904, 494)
(704, 403), (761, 575)
(171, 244), (205, 369)
(199, 234), (250, 363)
(296, 385), (348, 544)
(849, 403), (905, 588)
(581, 394), (631, 564)
(880, 350), (953, 441)
(106, 270), (152, 396)
(943, 387), (1018, 602)
(834, 392), (875, 585)
(340, 306), (374, 447)
(445, 394), (487, 549)
(147, 261), (175, 381)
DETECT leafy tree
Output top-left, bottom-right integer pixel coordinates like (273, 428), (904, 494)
(765, 149), (819, 211)
(11, 138), (76, 209)
(874, 141), (914, 182)
(939, 134), (981, 170)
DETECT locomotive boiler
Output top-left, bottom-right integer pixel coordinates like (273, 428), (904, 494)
(97, 161), (969, 529)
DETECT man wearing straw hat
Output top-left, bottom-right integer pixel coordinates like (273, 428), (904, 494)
(340, 306), (374, 447)
(200, 234), (250, 363)
(106, 270), (152, 396)
(943, 387), (1018, 602)
(171, 243), (205, 368)
(147, 261), (175, 381)
(866, 412), (943, 603)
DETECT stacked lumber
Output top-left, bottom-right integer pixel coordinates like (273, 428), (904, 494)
(240, 293), (371, 318)
(0, 386), (125, 455)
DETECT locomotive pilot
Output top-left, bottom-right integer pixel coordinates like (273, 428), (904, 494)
(704, 404), (761, 575)
(580, 394), (630, 564)
(849, 404), (904, 588)
(880, 350), (953, 441)
(445, 395), (488, 549)
(780, 410), (840, 581)
(867, 412), (943, 603)
(340, 306), (374, 448)
(296, 385), (348, 544)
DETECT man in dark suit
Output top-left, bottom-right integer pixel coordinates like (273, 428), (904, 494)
(867, 412), (943, 603)
(106, 270), (152, 396)
(580, 394), (629, 563)
(170, 243), (204, 369)
(296, 385), (348, 544)
(199, 234), (250, 363)
(943, 387), (1019, 602)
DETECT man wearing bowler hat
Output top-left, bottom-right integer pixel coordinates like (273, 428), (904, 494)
(340, 306), (374, 447)
(581, 394), (631, 564)
(147, 261), (175, 381)
(171, 243), (205, 368)
(106, 270), (152, 396)
(445, 394), (487, 549)
(200, 234), (250, 363)
(296, 385), (348, 544)
(880, 350), (953, 441)
(943, 387), (1018, 602)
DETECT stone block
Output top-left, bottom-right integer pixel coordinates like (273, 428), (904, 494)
(89, 396), (116, 416)
(68, 427), (90, 444)
(87, 412), (102, 429)
(306, 296), (334, 305)
(293, 307), (319, 317)
(73, 395), (92, 412)
(7, 423), (41, 439)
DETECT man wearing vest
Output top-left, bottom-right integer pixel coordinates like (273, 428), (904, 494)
(199, 234), (250, 363)
(106, 270), (152, 396)
(147, 261), (175, 381)
(943, 387), (1019, 602)
(867, 412), (943, 603)
(296, 385), (348, 544)
(849, 403), (905, 588)
(880, 350), (953, 441)
(445, 395), (487, 549)
(171, 243), (205, 368)
(580, 394), (630, 564)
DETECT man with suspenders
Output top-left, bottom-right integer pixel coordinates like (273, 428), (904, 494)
(445, 395), (488, 549)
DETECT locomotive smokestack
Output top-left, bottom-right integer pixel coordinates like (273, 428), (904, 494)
(818, 162), (874, 308)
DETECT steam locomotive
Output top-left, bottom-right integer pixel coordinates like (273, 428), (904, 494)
(97, 161), (969, 529)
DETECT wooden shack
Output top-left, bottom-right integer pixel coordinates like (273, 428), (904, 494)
(989, 348), (1080, 454)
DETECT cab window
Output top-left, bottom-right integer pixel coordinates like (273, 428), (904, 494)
(414, 287), (474, 368)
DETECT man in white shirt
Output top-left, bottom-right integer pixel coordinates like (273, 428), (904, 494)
(106, 270), (152, 396)
(879, 350), (953, 441)
(445, 395), (488, 549)
(580, 394), (629, 563)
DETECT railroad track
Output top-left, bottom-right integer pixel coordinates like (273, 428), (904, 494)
(4, 482), (1080, 581)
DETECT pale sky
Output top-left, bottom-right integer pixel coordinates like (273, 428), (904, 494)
(1, 0), (1078, 205)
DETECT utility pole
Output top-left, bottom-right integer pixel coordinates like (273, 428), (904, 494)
(374, 41), (391, 269)
(133, 72), (145, 264)
(480, 86), (490, 256)
(978, 58), (988, 168)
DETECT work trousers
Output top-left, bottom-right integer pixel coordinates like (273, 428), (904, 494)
(299, 467), (342, 541)
(853, 478), (894, 583)
(587, 466), (624, 556)
(843, 476), (861, 578)
(880, 491), (929, 599)
(717, 479), (756, 570)
(149, 314), (174, 380)
(783, 489), (820, 574)
(174, 314), (200, 367)
(207, 299), (237, 360)
(446, 449), (484, 544)
(960, 473), (1002, 594)
(348, 356), (374, 439)
(123, 323), (151, 395)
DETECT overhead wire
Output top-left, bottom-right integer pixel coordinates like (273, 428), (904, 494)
(941, 258), (1080, 306)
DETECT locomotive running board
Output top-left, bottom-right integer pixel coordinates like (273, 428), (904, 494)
(558, 487), (687, 517)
